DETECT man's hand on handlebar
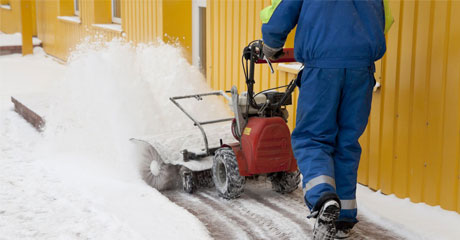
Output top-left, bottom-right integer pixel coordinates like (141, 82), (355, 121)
(262, 43), (285, 61)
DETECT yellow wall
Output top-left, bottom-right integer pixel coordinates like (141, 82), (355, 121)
(206, 0), (460, 213)
(36, 0), (124, 60)
(0, 0), (22, 34)
(0, 0), (37, 35)
(358, 0), (460, 212)
(122, 0), (163, 43)
(34, 0), (190, 61)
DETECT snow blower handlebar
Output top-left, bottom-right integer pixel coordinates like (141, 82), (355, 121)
(255, 48), (296, 64)
(242, 40), (297, 111)
(170, 91), (233, 155)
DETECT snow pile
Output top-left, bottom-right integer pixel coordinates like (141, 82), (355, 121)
(0, 31), (41, 47)
(0, 110), (145, 240)
(357, 184), (460, 240)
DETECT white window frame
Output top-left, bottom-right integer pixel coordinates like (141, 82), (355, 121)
(192, 0), (207, 71)
(112, 0), (121, 24)
(74, 0), (79, 16)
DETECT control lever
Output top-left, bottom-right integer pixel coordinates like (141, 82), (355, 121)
(264, 56), (275, 74)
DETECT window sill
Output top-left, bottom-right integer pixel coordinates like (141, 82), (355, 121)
(277, 63), (302, 75)
(92, 24), (123, 33)
(57, 16), (81, 24)
(0, 4), (11, 10)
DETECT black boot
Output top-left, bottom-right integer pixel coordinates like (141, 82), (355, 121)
(313, 199), (341, 240)
(335, 221), (355, 239)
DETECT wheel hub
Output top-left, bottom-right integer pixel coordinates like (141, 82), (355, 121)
(150, 160), (160, 176)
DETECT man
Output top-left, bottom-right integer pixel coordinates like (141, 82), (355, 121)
(261, 0), (393, 239)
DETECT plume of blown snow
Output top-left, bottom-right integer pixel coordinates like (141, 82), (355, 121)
(39, 38), (229, 180)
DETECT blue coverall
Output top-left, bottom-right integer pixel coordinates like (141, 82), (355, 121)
(261, 0), (393, 226)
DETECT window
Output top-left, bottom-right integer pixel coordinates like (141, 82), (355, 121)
(112, 0), (121, 24)
(0, 0), (10, 8)
(192, 0), (207, 75)
(74, 0), (79, 16)
(57, 0), (81, 24)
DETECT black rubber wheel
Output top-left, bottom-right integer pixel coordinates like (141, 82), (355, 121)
(269, 170), (301, 194)
(181, 167), (195, 194)
(212, 148), (245, 199)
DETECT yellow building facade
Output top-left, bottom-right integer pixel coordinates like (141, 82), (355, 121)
(1, 0), (459, 214)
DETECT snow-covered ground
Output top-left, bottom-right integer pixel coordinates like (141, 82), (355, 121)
(0, 32), (41, 47)
(0, 45), (213, 239)
(358, 185), (460, 240)
(1, 40), (460, 239)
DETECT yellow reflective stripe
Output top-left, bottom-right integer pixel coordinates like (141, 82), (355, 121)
(341, 199), (357, 210)
(383, 0), (394, 34)
(303, 175), (336, 196)
(260, 0), (282, 24)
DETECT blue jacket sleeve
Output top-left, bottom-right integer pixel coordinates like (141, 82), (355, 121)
(261, 0), (303, 49)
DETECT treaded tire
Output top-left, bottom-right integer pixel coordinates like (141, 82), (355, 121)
(180, 167), (195, 194)
(212, 148), (245, 199)
(269, 170), (301, 194)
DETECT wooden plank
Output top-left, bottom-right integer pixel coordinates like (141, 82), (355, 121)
(11, 97), (45, 131)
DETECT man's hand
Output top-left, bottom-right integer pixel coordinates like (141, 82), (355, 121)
(262, 44), (285, 61)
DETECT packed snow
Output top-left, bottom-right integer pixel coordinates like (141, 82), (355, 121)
(1, 39), (460, 239)
(0, 32), (41, 47)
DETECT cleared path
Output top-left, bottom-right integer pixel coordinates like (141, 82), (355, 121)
(164, 180), (404, 240)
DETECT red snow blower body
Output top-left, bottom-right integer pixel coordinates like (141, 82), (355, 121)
(207, 40), (302, 198)
(230, 115), (298, 176)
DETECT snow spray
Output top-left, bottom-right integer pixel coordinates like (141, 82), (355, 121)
(39, 39), (229, 181)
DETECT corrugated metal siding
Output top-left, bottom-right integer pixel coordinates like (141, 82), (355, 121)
(207, 0), (460, 213)
(123, 0), (162, 43)
(356, 0), (460, 213)
(35, 0), (164, 60)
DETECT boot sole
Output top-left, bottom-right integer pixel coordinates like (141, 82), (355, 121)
(313, 201), (341, 240)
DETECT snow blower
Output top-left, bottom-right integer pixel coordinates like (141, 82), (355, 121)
(132, 40), (301, 199)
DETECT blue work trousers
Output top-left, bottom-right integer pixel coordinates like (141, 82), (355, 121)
(291, 66), (375, 224)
